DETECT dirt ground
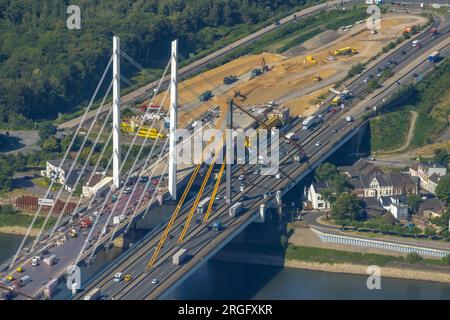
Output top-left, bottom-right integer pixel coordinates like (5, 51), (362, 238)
(148, 13), (427, 128)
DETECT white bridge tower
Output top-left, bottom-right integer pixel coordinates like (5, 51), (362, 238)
(168, 39), (178, 200)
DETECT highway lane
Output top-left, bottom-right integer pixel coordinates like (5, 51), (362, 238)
(86, 26), (450, 300)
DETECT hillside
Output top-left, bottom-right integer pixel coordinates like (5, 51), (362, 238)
(0, 0), (319, 128)
(370, 58), (450, 153)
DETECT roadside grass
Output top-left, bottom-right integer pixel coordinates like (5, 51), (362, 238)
(31, 177), (61, 191)
(0, 211), (56, 229)
(285, 245), (450, 267)
(370, 110), (412, 152)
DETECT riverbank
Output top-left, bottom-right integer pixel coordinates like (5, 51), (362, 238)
(0, 226), (40, 236)
(213, 250), (450, 284)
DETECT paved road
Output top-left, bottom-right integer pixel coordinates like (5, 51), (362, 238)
(74, 21), (450, 300)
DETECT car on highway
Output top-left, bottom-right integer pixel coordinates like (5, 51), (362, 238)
(123, 187), (133, 194)
(114, 272), (123, 282)
(315, 141), (321, 147)
(331, 129), (337, 133)
(253, 169), (259, 175)
(151, 278), (159, 284)
(124, 274), (132, 282)
(238, 174), (245, 180)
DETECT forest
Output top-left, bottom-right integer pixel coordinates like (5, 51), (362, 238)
(0, 0), (319, 127)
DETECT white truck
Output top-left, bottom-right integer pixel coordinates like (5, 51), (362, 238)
(84, 287), (101, 300)
(302, 116), (317, 130)
(172, 248), (189, 266)
(285, 132), (298, 141)
(229, 202), (244, 217)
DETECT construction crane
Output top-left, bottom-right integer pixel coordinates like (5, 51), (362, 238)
(0, 283), (34, 300)
(233, 90), (247, 101)
(261, 58), (270, 72)
(231, 100), (307, 161)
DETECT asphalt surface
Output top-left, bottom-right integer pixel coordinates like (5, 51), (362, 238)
(74, 20), (450, 300)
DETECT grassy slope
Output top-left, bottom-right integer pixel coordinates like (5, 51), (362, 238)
(370, 110), (412, 152)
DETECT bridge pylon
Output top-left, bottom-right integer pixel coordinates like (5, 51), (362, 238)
(168, 39), (178, 200)
(112, 35), (121, 190)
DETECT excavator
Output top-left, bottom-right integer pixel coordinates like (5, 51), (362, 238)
(261, 58), (270, 72)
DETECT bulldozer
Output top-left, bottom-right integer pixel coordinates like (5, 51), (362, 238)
(305, 55), (318, 64)
(313, 75), (322, 82)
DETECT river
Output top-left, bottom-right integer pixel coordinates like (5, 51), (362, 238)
(167, 260), (450, 300)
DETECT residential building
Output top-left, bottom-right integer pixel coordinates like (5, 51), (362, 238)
(304, 181), (331, 210)
(379, 195), (408, 220)
(419, 197), (445, 218)
(341, 160), (418, 199)
(409, 162), (447, 193)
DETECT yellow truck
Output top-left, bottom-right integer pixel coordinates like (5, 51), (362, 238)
(333, 47), (358, 56)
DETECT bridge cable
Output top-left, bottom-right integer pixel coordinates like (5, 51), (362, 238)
(8, 55), (113, 270)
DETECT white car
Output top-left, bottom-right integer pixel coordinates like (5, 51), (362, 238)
(315, 142), (321, 147)
(114, 272), (123, 282)
(123, 187), (133, 194)
(151, 278), (159, 284)
(238, 174), (245, 181)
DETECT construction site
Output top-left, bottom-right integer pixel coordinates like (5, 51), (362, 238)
(103, 13), (428, 143)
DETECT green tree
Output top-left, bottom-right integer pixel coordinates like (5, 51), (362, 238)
(433, 148), (450, 166)
(315, 163), (339, 182)
(407, 193), (422, 214)
(435, 176), (450, 204)
(331, 192), (364, 222)
(442, 254), (450, 265)
(38, 123), (57, 140)
(367, 79), (380, 91)
(41, 137), (60, 153)
(0, 159), (13, 192)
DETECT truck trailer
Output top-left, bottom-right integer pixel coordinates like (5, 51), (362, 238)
(172, 248), (189, 266)
(429, 51), (440, 63)
(302, 116), (317, 130)
(229, 202), (244, 217)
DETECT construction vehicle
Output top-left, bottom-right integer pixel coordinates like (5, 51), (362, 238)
(223, 75), (237, 85)
(250, 68), (262, 78)
(333, 47), (358, 56)
(7, 275), (14, 282)
(313, 75), (322, 82)
(261, 58), (270, 72)
(306, 55), (318, 64)
(137, 127), (165, 139)
(172, 248), (189, 265)
(199, 90), (212, 102)
(234, 90), (247, 101)
(68, 228), (77, 238)
(15, 266), (23, 273)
